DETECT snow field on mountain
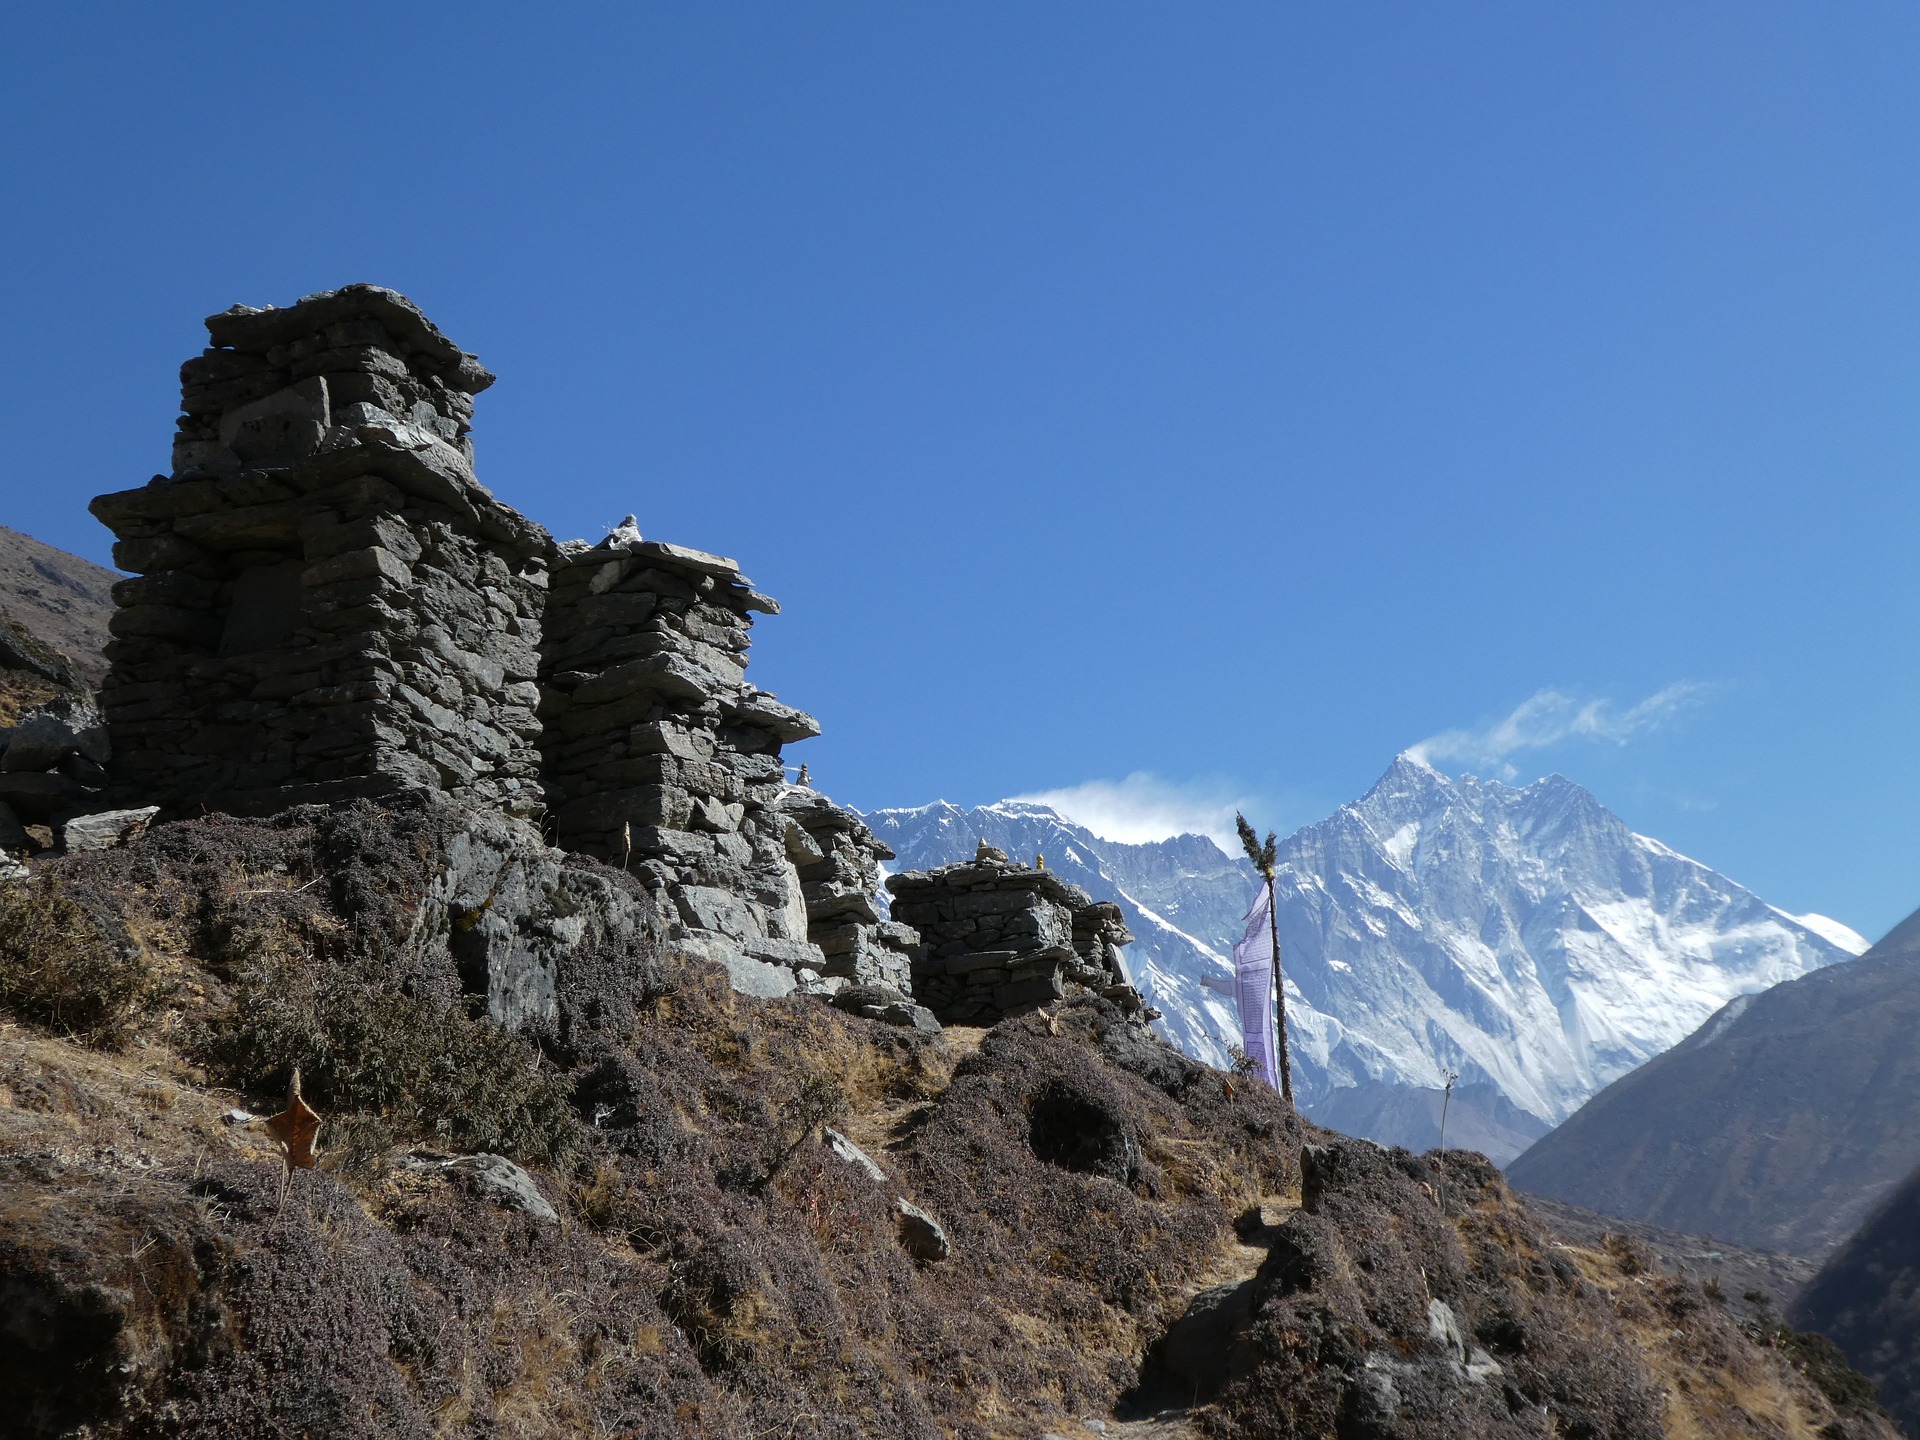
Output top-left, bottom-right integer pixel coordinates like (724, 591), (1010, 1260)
(864, 758), (1865, 1157)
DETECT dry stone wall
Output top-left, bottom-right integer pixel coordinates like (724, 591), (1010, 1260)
(540, 528), (916, 996)
(90, 286), (548, 819)
(86, 285), (921, 1009)
(885, 844), (1139, 1024)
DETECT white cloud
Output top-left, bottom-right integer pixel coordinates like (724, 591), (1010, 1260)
(1408, 682), (1713, 778)
(1011, 772), (1247, 849)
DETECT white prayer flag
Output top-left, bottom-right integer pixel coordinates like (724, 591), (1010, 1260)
(1232, 883), (1283, 1092)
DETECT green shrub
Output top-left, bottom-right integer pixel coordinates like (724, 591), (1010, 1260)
(192, 911), (577, 1169)
(0, 882), (153, 1046)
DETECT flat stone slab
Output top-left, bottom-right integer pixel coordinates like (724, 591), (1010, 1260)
(61, 806), (160, 853)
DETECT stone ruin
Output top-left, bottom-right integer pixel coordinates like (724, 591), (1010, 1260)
(87, 284), (915, 1006)
(540, 528), (915, 997)
(884, 843), (1143, 1025)
(89, 286), (548, 819)
(75, 283), (1162, 1036)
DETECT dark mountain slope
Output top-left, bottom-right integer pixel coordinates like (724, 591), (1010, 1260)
(1793, 1160), (1920, 1439)
(0, 524), (117, 686)
(1508, 905), (1920, 1258)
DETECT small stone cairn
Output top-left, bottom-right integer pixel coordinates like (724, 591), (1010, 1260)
(885, 843), (1140, 1024)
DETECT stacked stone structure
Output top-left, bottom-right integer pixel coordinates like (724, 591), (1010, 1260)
(540, 529), (915, 994)
(89, 286), (548, 818)
(885, 845), (1138, 1024)
(777, 787), (917, 994)
(87, 284), (919, 1003)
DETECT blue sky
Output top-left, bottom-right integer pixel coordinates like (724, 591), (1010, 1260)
(3, 5), (1916, 937)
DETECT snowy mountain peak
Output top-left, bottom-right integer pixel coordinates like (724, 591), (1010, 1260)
(865, 760), (1866, 1162)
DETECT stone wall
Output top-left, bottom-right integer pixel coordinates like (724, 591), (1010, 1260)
(87, 284), (920, 1009)
(777, 787), (917, 994)
(539, 529), (915, 997)
(89, 286), (549, 818)
(885, 844), (1138, 1024)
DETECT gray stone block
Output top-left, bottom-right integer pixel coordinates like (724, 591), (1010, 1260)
(895, 1199), (950, 1262)
(405, 1152), (558, 1224)
(674, 884), (765, 940)
(60, 806), (160, 853)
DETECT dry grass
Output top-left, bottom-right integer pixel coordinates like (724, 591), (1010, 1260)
(1547, 1231), (1873, 1440)
(0, 882), (158, 1047)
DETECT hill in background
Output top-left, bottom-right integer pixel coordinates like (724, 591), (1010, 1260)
(0, 525), (116, 686)
(1794, 1157), (1920, 1438)
(1508, 905), (1920, 1258)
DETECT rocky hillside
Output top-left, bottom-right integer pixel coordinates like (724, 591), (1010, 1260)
(869, 762), (1864, 1164)
(1508, 904), (1920, 1258)
(0, 799), (1893, 1440)
(0, 524), (116, 687)
(1793, 1159), (1920, 1439)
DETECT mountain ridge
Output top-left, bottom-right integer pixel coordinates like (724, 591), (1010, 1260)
(1508, 901), (1920, 1258)
(867, 757), (1864, 1162)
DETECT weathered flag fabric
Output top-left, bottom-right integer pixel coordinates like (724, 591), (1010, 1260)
(1232, 883), (1283, 1091)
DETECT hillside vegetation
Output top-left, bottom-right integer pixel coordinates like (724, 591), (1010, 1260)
(0, 801), (1896, 1440)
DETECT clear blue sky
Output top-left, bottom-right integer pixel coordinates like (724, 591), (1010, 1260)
(3, 5), (1915, 937)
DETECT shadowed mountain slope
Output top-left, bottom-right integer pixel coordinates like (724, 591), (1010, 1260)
(1793, 1158), (1920, 1439)
(0, 526), (116, 686)
(1508, 905), (1920, 1258)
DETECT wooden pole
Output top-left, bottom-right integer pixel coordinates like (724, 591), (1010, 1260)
(1264, 868), (1293, 1107)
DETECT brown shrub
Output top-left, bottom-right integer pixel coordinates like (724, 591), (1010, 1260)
(0, 881), (154, 1046)
(188, 904), (578, 1170)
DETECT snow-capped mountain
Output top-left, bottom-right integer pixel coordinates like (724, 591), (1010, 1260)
(864, 754), (1867, 1162)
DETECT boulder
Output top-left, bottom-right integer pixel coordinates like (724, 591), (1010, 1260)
(895, 1199), (950, 1262)
(823, 1126), (887, 1183)
(60, 806), (160, 853)
(830, 984), (941, 1033)
(404, 1152), (558, 1223)
(1, 697), (104, 774)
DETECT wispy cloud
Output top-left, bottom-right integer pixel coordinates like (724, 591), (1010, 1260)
(1408, 682), (1714, 778)
(1011, 772), (1247, 848)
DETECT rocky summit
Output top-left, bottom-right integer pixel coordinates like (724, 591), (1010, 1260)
(0, 286), (1898, 1440)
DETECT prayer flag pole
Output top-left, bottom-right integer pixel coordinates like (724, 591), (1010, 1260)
(1235, 813), (1294, 1107)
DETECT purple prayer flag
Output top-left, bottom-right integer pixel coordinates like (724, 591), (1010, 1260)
(1232, 883), (1283, 1091)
